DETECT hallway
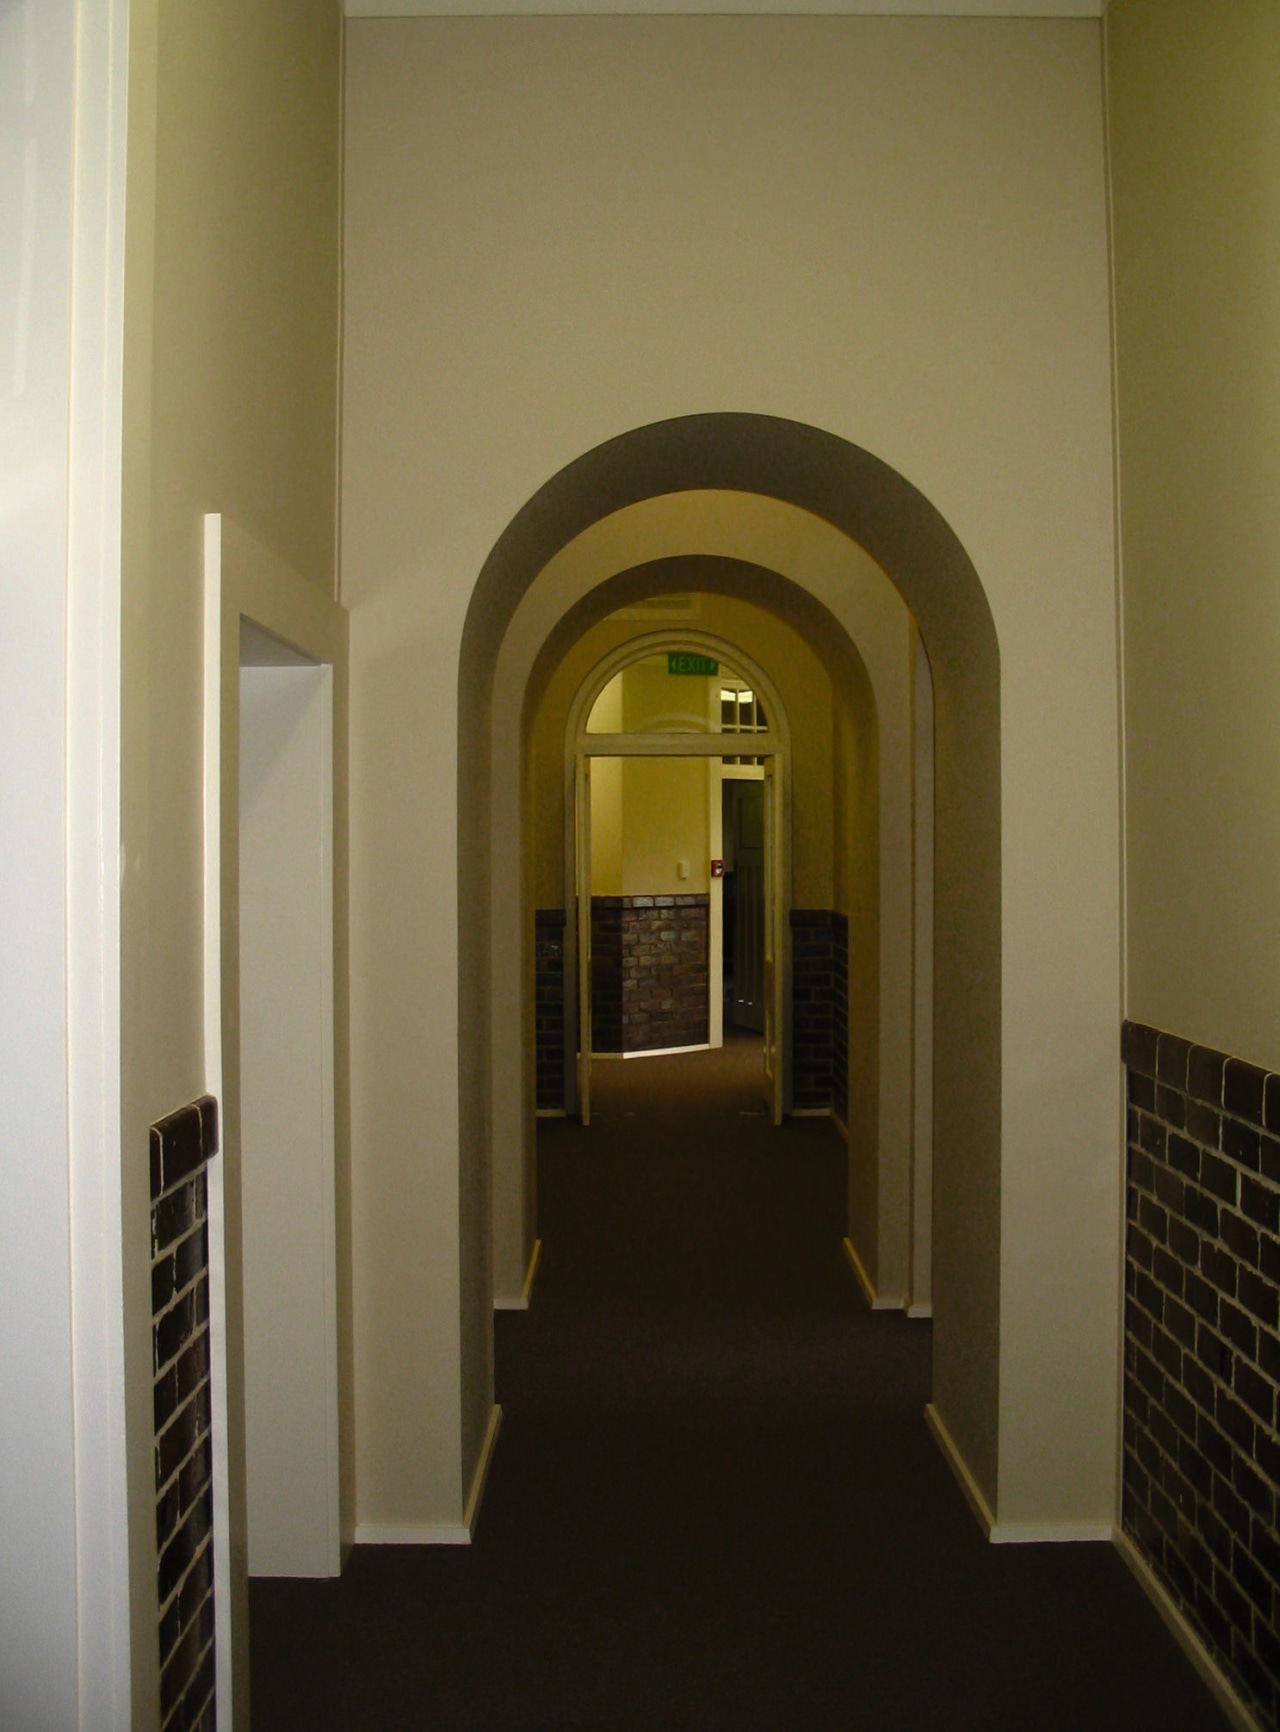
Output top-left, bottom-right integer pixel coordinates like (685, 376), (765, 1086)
(250, 1042), (1225, 1729)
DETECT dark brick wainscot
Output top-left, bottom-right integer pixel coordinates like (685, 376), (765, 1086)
(535, 909), (567, 1112)
(1122, 1021), (1280, 1726)
(592, 894), (709, 1053)
(151, 1094), (219, 1732)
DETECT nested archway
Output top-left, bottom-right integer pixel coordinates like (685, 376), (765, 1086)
(459, 413), (1000, 1506)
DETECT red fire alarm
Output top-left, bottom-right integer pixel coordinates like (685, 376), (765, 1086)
(710, 859), (725, 878)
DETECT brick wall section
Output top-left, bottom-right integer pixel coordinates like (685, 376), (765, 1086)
(151, 1095), (219, 1732)
(535, 909), (567, 1109)
(621, 894), (708, 1052)
(832, 912), (849, 1127)
(791, 910), (836, 1110)
(1122, 1020), (1280, 1727)
(589, 898), (625, 1054)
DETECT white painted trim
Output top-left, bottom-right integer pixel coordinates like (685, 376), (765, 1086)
(355, 1404), (505, 1546)
(463, 1404), (503, 1533)
(1113, 1531), (1266, 1732)
(622, 1042), (711, 1059)
(66, 2), (130, 1722)
(581, 731), (784, 758)
(535, 1107), (568, 1119)
(906, 1302), (933, 1319)
(346, 1), (1101, 17)
(790, 1105), (833, 1117)
(927, 1406), (1114, 1548)
(202, 522), (236, 1725)
(989, 1521), (1112, 1545)
(842, 1237), (904, 1311)
(204, 517), (350, 1718)
(521, 1239), (542, 1303)
(924, 1401), (995, 1538)
(354, 1523), (472, 1546)
(495, 1239), (541, 1310)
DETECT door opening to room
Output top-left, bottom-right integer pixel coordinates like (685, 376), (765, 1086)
(567, 643), (788, 1127)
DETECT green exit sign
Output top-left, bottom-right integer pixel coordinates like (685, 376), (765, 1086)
(667, 653), (718, 677)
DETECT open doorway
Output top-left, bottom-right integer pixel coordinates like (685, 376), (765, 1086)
(238, 624), (340, 1581)
(566, 637), (790, 1129)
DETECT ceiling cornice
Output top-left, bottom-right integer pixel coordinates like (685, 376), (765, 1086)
(344, 2), (1101, 17)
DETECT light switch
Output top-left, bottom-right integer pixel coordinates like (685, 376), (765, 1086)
(677, 859), (689, 880)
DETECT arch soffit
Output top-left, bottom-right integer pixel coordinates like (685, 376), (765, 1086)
(462, 413), (999, 769)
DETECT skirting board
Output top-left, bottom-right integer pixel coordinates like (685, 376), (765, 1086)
(495, 1239), (542, 1312)
(925, 1401), (996, 1537)
(535, 1107), (566, 1119)
(841, 1237), (904, 1311)
(925, 1403), (1114, 1546)
(354, 1404), (503, 1549)
(1114, 1531), (1265, 1732)
(907, 1303), (933, 1319)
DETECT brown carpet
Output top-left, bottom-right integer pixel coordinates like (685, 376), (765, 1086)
(250, 1036), (1227, 1729)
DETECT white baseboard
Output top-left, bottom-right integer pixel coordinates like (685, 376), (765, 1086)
(841, 1237), (904, 1311)
(989, 1521), (1113, 1544)
(907, 1302), (933, 1319)
(791, 1106), (832, 1117)
(924, 1402), (996, 1537)
(924, 1403), (1114, 1547)
(1114, 1530), (1265, 1732)
(463, 1403), (502, 1534)
(535, 1107), (566, 1119)
(354, 1521), (471, 1546)
(354, 1404), (503, 1549)
(496, 1239), (542, 1311)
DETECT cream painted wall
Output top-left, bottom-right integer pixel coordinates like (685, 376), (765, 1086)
(122, 4), (341, 1721)
(343, 16), (1120, 1528)
(1108, 0), (1280, 1073)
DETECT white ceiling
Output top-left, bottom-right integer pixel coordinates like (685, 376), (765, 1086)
(345, 1), (1101, 16)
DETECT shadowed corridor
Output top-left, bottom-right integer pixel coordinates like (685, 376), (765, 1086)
(250, 1037), (1225, 1729)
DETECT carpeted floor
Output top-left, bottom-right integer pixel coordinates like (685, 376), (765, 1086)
(250, 1035), (1228, 1729)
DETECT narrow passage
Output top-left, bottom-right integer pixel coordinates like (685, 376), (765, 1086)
(251, 1039), (1226, 1729)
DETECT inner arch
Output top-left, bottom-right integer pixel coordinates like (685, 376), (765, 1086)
(460, 413), (1000, 1506)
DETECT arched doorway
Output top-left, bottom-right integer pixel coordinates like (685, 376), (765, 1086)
(459, 413), (1000, 1510)
(563, 629), (792, 1127)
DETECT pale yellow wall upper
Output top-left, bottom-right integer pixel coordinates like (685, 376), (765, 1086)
(530, 592), (834, 910)
(1108, 0), (1280, 1071)
(344, 15), (1120, 1527)
(621, 758), (711, 896)
(121, 3), (342, 1715)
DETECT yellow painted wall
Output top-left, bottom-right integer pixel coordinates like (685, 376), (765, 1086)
(534, 596), (834, 911)
(1108, 0), (1280, 1070)
(622, 758), (711, 897)
(122, 4), (341, 1720)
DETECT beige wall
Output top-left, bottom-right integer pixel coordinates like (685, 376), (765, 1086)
(344, 16), (1120, 1530)
(122, 4), (341, 1720)
(1108, 0), (1280, 1072)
